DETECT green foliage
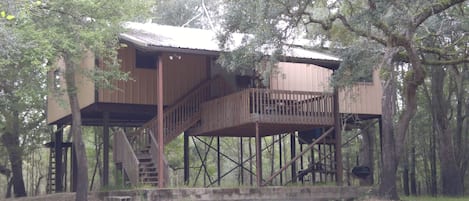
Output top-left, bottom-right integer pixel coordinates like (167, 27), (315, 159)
(152, 0), (223, 30)
(331, 39), (381, 87)
(27, 0), (152, 92)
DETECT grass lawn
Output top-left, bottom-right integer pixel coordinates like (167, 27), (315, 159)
(401, 196), (469, 201)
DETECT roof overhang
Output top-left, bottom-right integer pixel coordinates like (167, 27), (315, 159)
(119, 22), (341, 70)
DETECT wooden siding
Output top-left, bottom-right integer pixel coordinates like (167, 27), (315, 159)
(271, 62), (382, 115)
(47, 51), (96, 124)
(98, 45), (158, 105)
(271, 62), (332, 92)
(196, 89), (334, 135)
(161, 52), (208, 105)
(339, 69), (382, 115)
(98, 45), (208, 106)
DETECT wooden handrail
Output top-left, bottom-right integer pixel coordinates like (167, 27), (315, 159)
(149, 130), (170, 185)
(248, 88), (334, 124)
(114, 130), (140, 185)
(196, 88), (335, 135)
(143, 75), (230, 144)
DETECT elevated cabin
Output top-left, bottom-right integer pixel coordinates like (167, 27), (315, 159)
(46, 23), (382, 191)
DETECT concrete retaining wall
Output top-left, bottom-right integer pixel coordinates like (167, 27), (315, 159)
(102, 186), (371, 201)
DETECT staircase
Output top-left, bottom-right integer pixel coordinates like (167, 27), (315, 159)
(114, 76), (230, 187)
(46, 145), (56, 193)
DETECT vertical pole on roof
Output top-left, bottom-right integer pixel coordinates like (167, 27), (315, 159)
(217, 136), (221, 186)
(103, 112), (110, 187)
(55, 124), (63, 192)
(157, 54), (165, 188)
(184, 133), (190, 185)
(255, 122), (262, 187)
(290, 133), (297, 183)
(333, 80), (343, 186)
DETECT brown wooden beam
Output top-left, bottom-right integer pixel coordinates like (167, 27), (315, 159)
(255, 122), (262, 187)
(157, 56), (165, 188)
(333, 86), (343, 185)
(290, 133), (297, 183)
(102, 112), (110, 187)
(55, 125), (63, 192)
(217, 136), (221, 186)
(183, 133), (190, 185)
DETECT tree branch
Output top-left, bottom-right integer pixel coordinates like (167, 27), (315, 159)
(422, 57), (469, 66)
(334, 14), (388, 46)
(412, 0), (467, 29)
(0, 164), (11, 177)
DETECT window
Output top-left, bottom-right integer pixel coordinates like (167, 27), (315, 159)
(356, 70), (373, 83)
(53, 69), (61, 89)
(135, 49), (158, 69)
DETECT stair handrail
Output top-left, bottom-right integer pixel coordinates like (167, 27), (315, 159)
(148, 130), (170, 186)
(142, 75), (229, 144)
(114, 130), (140, 185)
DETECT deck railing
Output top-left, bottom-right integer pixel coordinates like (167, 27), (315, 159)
(199, 88), (334, 133)
(143, 76), (229, 144)
(113, 130), (139, 185)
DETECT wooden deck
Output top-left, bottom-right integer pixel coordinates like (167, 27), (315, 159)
(189, 88), (334, 137)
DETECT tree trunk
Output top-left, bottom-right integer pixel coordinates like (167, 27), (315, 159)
(378, 41), (425, 200)
(378, 49), (399, 200)
(409, 126), (417, 195)
(403, 163), (410, 196)
(6, 177), (13, 198)
(431, 66), (464, 196)
(430, 123), (438, 196)
(64, 54), (88, 201)
(1, 111), (27, 197)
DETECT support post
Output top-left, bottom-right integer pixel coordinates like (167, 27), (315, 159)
(279, 134), (283, 185)
(55, 125), (63, 192)
(157, 56), (165, 188)
(217, 136), (221, 186)
(103, 112), (110, 187)
(249, 137), (253, 186)
(290, 133), (297, 183)
(240, 137), (244, 185)
(71, 144), (78, 192)
(184, 133), (190, 185)
(333, 85), (343, 185)
(255, 122), (262, 187)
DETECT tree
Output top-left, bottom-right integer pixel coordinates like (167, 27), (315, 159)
(421, 6), (469, 195)
(218, 0), (468, 199)
(22, 1), (151, 200)
(0, 3), (52, 196)
(152, 0), (222, 29)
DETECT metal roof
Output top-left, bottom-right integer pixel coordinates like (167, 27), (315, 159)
(120, 22), (340, 70)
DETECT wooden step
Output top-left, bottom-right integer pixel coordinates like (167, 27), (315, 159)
(141, 176), (158, 182)
(137, 156), (152, 161)
(141, 180), (158, 186)
(139, 171), (158, 177)
(139, 168), (156, 174)
(105, 196), (132, 201)
(139, 161), (154, 167)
